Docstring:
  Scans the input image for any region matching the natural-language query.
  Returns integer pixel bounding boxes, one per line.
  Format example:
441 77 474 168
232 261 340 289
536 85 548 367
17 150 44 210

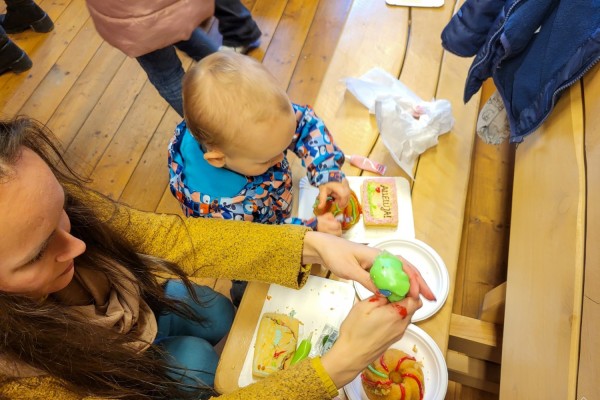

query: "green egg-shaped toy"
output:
370 250 410 302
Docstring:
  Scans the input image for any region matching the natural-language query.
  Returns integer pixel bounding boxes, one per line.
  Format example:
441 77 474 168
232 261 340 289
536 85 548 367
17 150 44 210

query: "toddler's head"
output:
183 51 296 176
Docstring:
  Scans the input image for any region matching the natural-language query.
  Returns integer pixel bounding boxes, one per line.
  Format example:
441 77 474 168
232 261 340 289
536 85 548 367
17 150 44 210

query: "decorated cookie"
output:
361 178 398 227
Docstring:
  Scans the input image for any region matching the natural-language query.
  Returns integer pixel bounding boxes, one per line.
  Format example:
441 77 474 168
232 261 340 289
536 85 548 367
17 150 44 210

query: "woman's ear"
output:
204 149 226 168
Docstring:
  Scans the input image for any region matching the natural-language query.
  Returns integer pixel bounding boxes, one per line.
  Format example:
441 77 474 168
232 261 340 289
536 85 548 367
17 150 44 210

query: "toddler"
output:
168 51 350 235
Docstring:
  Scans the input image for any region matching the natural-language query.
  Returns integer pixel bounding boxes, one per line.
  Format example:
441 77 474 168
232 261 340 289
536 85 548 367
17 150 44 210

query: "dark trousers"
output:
136 28 217 116
135 0 262 116
215 0 261 47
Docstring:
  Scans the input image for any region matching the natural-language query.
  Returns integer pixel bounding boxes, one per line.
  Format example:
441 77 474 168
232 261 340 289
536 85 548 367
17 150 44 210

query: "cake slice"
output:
252 313 299 378
361 178 399 227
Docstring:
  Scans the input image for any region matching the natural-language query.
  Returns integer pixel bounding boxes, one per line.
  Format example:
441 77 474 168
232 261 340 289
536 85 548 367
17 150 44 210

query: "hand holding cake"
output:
320 295 423 389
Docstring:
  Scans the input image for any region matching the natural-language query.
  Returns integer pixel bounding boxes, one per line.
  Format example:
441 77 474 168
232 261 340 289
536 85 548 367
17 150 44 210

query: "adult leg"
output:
136 46 186 116
156 280 235 345
155 280 235 388
215 0 261 49
0 25 31 75
0 0 53 34
158 336 219 387
174 27 218 62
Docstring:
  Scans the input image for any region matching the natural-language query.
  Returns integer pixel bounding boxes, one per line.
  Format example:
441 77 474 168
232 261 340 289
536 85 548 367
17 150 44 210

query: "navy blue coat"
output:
442 0 600 142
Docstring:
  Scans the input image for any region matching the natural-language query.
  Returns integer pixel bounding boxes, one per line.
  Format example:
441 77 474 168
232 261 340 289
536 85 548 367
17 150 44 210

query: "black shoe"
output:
0 36 32 75
0 3 54 34
230 280 248 308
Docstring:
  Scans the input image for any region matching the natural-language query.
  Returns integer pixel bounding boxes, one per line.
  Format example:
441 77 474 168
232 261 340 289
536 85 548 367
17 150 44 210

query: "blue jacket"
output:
442 0 600 142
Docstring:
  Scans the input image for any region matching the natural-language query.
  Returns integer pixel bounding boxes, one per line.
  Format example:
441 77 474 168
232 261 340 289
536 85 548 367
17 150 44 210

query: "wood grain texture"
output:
262 0 320 88
119 107 184 211
63 57 147 176
500 84 585 400
411 52 480 351
312 0 409 176
0 0 86 114
18 18 102 123
366 1 455 181
578 63 600 400
44 42 126 147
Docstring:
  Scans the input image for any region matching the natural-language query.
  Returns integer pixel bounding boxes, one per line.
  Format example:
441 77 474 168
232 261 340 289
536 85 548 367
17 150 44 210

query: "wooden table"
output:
215 0 480 396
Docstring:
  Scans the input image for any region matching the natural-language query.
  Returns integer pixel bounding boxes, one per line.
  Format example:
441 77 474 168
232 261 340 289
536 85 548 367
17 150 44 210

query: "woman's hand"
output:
315 213 342 236
320 295 423 388
302 231 436 301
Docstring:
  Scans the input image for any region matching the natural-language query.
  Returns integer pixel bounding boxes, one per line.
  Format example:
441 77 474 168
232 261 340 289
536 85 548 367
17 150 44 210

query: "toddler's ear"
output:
204 150 226 168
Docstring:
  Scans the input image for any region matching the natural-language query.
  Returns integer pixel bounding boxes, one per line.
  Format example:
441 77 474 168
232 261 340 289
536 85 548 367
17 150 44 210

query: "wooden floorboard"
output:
44 42 126 147
17 17 101 122
0 1 504 398
286 0 352 105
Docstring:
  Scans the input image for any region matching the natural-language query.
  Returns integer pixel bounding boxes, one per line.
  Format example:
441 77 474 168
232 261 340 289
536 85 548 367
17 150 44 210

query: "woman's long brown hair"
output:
0 117 216 399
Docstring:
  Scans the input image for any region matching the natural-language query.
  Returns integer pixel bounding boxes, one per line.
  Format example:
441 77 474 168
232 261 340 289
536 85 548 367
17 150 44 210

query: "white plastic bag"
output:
345 67 454 177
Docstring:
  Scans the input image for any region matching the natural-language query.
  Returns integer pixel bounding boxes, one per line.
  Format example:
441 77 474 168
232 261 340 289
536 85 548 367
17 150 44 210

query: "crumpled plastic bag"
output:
344 67 454 177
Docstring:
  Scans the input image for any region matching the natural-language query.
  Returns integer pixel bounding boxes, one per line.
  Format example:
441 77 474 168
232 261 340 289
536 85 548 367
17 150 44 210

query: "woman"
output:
0 117 434 399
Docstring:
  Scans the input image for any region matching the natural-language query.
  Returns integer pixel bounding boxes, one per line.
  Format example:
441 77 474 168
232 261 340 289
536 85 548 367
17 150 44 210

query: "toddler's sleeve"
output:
284 216 318 230
288 104 345 186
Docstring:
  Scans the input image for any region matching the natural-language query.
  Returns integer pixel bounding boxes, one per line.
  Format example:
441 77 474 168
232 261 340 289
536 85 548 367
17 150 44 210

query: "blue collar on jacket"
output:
170 126 247 198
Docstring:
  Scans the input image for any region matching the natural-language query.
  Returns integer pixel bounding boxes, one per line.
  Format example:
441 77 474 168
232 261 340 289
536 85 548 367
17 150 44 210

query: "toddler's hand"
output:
316 179 351 212
316 213 342 236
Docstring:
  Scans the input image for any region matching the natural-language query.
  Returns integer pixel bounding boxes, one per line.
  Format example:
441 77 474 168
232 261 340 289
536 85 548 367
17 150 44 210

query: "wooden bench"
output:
290 1 487 398
445 64 600 399
309 0 480 354
495 63 598 399
578 62 600 400
215 0 488 395
294 1 493 398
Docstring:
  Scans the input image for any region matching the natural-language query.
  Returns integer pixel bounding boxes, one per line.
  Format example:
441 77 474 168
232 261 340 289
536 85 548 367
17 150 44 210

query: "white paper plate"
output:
344 324 448 400
297 176 415 243
354 238 449 322
386 0 444 8
238 276 355 388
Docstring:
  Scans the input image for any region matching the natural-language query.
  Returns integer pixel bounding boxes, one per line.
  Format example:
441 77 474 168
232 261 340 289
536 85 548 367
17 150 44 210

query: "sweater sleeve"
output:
210 358 339 400
0 358 340 400
78 187 312 289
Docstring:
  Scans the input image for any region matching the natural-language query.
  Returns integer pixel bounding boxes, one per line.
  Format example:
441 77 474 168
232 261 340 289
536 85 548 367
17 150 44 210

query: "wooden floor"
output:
0 0 513 398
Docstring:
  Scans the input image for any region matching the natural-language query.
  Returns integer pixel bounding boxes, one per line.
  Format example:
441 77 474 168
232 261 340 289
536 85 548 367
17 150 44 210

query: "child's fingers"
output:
329 186 350 208
317 188 330 211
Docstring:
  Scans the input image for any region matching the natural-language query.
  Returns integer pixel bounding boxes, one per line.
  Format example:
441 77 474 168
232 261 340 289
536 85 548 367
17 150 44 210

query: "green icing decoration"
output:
367 364 389 379
370 250 410 302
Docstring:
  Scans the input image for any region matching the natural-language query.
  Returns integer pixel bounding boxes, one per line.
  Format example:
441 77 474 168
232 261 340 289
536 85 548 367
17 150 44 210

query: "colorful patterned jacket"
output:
168 104 345 228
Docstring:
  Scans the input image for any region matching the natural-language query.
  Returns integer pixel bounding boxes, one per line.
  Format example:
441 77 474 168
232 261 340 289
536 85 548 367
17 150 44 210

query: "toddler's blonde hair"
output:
183 51 291 150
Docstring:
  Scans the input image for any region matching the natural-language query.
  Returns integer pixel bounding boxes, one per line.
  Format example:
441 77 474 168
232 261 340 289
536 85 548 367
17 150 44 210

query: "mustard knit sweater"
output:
0 190 340 400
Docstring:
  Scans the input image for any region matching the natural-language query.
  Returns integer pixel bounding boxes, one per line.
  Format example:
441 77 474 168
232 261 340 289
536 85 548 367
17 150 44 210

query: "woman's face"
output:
0 148 86 298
